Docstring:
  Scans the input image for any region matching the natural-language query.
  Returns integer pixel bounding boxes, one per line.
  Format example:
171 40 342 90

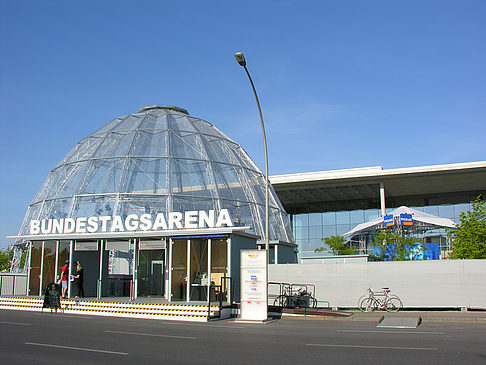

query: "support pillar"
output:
380 182 386 217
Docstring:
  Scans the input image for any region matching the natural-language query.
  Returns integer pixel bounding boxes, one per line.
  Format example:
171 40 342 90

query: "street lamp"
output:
234 52 270 254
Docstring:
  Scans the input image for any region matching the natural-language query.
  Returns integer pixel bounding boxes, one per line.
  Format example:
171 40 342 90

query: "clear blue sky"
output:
1 0 485 249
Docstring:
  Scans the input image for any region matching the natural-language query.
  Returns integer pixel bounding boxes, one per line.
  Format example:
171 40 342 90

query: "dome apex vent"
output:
138 105 189 114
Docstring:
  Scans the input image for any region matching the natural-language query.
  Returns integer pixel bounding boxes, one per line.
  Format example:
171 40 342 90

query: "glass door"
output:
151 260 164 296
211 238 228 302
189 239 208 301
138 250 165 297
171 239 188 301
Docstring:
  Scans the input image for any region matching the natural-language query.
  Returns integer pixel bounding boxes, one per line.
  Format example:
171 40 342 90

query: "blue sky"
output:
0 0 485 249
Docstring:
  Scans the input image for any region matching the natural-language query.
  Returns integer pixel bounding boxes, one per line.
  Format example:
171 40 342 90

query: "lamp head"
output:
235 52 246 67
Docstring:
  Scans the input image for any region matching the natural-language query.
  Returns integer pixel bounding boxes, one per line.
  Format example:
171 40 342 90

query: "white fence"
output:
0 273 28 296
269 259 486 309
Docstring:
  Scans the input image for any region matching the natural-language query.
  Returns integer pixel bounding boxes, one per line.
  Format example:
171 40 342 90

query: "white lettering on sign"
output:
28 209 234 235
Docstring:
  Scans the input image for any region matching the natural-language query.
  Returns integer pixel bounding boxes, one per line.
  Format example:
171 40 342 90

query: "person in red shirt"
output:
60 260 69 298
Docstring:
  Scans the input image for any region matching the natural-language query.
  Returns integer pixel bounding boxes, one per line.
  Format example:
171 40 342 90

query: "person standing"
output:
60 260 69 298
73 261 84 298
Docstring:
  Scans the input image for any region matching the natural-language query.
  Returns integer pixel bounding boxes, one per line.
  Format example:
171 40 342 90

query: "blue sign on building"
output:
400 213 413 226
384 214 394 227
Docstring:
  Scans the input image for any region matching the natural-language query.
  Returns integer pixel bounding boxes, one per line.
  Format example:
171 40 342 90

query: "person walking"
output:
73 261 84 298
60 260 69 298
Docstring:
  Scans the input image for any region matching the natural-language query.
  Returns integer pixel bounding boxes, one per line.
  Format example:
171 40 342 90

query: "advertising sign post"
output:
239 250 268 322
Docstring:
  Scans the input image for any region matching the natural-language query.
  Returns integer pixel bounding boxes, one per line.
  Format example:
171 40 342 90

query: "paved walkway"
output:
284 309 486 323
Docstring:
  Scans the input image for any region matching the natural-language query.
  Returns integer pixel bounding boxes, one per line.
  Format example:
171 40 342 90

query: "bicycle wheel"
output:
298 293 317 308
357 294 368 308
273 295 288 308
385 297 403 312
359 297 375 312
308 296 317 308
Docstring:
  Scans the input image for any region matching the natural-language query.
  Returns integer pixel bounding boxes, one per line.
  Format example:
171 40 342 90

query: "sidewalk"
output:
283 309 486 323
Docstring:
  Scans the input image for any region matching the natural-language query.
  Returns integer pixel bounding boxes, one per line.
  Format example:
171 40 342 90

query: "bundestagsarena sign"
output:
29 209 234 235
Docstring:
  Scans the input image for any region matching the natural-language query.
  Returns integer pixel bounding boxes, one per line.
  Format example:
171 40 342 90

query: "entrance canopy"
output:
343 206 456 237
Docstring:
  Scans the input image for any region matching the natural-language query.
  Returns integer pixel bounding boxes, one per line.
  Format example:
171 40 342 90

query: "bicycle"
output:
273 287 317 309
358 287 403 312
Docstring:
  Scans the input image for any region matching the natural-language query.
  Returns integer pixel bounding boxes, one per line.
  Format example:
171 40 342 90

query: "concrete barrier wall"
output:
269 259 486 309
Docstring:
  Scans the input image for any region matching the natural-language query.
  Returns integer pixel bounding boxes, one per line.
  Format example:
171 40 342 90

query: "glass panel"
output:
78 158 125 194
453 203 470 221
309 225 323 239
189 239 208 301
29 241 42 296
323 212 336 225
438 205 454 220
323 225 337 238
293 214 308 227
122 158 168 194
171 239 187 301
57 241 70 282
336 224 351 236
137 249 165 297
170 159 212 198
423 205 439 216
336 211 350 224
41 241 57 289
365 209 380 222
294 226 308 240
210 238 228 301
308 213 322 226
350 210 365 224
107 240 133 297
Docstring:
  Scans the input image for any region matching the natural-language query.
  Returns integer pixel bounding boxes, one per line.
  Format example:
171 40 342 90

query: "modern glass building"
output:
290 202 471 258
271 162 486 259
12 105 295 301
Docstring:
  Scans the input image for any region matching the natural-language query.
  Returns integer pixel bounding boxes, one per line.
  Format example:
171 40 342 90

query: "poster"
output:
239 250 268 321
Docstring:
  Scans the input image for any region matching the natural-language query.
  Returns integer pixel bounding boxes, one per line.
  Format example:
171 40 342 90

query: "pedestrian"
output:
60 259 69 298
73 261 84 298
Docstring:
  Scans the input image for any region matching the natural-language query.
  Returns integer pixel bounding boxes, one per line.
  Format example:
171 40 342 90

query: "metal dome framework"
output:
18 106 294 244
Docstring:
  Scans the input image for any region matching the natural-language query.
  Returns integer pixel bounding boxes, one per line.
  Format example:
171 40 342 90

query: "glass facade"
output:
291 202 470 258
18 105 294 245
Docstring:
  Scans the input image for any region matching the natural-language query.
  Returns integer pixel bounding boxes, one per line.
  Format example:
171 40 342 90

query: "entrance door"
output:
151 260 164 296
137 249 165 297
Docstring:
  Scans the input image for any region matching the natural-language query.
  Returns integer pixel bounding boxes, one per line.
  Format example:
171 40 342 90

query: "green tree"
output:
448 196 486 259
370 230 426 261
314 235 356 255
0 247 13 272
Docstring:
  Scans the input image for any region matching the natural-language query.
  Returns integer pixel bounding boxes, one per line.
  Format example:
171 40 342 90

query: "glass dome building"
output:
18 105 293 243
14 105 295 301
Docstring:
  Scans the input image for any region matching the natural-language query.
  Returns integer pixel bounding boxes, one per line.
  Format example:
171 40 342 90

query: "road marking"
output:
0 321 32 326
158 322 245 329
337 329 445 335
306 343 437 351
25 342 127 355
105 330 196 340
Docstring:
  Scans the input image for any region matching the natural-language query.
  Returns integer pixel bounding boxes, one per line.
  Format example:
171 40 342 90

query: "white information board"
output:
239 250 268 321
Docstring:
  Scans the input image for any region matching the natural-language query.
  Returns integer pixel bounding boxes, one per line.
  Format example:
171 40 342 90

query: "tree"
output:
314 235 356 255
370 230 426 261
0 247 13 272
448 196 486 259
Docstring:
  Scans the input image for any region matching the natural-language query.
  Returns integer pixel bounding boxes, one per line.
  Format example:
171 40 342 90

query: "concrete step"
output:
0 296 225 322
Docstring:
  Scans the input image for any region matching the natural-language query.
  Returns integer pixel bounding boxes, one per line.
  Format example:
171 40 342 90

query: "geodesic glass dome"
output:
18 105 294 243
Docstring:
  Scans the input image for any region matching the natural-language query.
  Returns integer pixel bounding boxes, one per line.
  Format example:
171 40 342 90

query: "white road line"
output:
158 322 244 329
337 329 445 335
0 321 32 326
25 342 128 355
306 344 437 351
104 330 196 340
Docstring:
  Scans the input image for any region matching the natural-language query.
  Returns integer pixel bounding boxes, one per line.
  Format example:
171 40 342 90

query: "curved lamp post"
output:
234 52 270 254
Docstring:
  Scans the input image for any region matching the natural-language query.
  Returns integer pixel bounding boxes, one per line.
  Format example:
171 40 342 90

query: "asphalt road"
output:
1 310 485 365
